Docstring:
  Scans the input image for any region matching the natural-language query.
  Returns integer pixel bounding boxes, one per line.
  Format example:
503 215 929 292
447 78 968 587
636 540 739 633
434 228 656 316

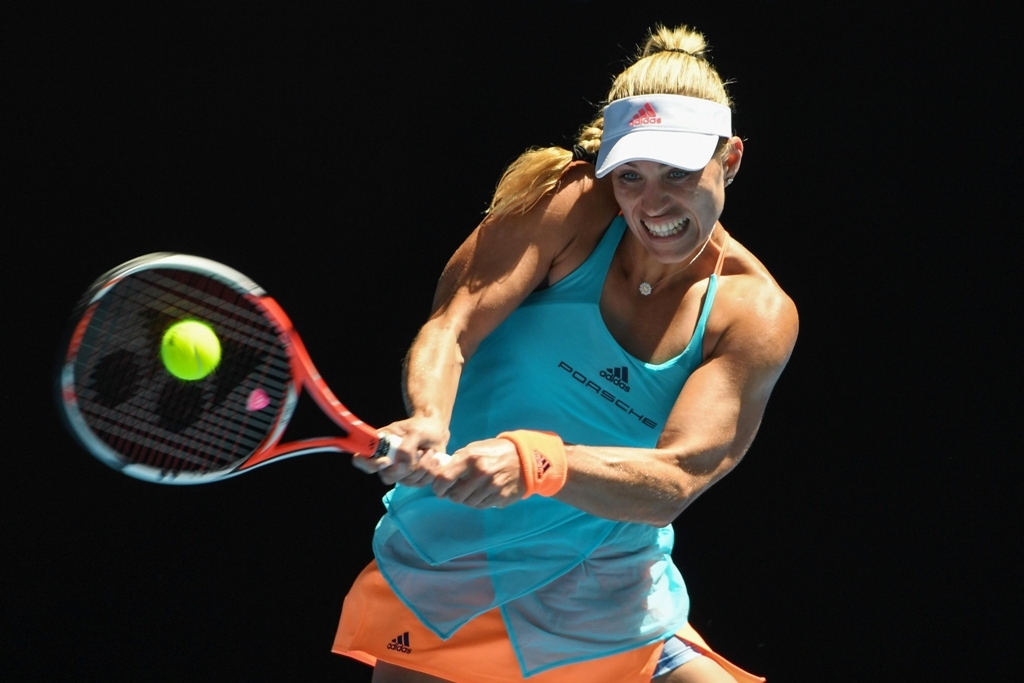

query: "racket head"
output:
57 253 299 484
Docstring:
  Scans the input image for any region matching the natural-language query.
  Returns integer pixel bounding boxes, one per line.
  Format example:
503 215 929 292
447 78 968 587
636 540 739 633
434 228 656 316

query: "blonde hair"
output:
487 24 733 219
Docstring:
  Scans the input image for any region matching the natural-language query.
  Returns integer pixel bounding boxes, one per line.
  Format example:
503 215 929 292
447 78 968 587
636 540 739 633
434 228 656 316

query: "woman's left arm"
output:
556 278 799 525
432 275 798 524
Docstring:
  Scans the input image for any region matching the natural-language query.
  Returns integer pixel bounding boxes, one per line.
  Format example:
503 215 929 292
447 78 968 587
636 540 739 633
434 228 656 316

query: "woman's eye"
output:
618 171 640 182
667 170 690 180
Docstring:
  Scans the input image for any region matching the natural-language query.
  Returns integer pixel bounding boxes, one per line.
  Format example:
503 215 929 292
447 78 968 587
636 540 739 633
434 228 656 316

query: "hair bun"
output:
640 24 709 60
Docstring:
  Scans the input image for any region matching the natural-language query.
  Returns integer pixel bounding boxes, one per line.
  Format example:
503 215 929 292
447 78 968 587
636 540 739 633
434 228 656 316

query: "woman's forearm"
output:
401 319 466 427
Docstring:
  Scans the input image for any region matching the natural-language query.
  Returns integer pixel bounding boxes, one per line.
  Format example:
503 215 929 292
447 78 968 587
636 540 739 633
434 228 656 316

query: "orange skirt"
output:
333 561 764 682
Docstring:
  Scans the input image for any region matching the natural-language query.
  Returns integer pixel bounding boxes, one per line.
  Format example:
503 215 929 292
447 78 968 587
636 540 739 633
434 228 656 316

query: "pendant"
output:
639 281 653 296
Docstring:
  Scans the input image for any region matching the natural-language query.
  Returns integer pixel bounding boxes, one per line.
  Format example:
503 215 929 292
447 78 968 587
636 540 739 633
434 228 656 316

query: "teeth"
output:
643 217 688 237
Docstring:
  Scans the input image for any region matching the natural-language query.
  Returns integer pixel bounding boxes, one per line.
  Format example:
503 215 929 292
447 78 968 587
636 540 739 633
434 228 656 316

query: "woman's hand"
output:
350 415 450 487
431 437 526 509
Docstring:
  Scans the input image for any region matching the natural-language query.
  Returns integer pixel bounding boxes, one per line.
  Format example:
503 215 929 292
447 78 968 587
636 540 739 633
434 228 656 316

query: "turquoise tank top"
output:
373 216 720 676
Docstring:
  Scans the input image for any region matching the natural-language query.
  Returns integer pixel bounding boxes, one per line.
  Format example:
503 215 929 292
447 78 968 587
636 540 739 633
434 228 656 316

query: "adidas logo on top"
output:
600 366 631 392
628 102 661 127
387 631 412 653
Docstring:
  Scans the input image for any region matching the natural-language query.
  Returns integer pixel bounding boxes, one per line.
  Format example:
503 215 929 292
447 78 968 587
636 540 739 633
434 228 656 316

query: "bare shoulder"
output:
551 161 619 221
432 161 617 313
543 162 620 283
707 236 799 372
462 162 616 252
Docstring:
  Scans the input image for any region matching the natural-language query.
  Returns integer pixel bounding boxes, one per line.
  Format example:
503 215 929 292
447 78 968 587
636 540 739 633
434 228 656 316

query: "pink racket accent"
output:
246 388 270 411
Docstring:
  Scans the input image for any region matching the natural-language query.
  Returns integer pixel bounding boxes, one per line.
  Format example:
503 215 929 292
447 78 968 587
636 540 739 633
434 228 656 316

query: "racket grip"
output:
376 434 451 465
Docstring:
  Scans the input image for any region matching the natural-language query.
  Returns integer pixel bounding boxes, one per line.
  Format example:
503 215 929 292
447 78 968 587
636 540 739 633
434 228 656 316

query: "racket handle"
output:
376 434 452 465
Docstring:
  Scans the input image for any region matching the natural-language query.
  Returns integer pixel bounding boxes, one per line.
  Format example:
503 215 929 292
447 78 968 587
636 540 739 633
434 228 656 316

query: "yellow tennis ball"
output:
160 320 222 381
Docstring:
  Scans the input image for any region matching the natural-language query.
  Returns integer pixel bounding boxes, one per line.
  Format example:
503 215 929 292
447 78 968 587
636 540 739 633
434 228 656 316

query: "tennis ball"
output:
160 320 222 381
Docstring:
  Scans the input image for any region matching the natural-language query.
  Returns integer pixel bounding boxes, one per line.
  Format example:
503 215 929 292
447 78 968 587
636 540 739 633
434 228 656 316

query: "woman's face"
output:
610 138 741 264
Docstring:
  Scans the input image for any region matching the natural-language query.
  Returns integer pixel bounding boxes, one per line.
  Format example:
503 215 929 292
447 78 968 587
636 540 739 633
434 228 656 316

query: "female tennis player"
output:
336 24 798 683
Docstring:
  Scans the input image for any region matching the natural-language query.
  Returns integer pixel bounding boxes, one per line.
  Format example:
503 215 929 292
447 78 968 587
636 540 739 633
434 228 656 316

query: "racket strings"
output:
70 267 293 478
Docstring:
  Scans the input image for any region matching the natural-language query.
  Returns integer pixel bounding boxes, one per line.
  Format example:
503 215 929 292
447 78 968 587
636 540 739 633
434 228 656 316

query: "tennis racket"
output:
57 252 440 484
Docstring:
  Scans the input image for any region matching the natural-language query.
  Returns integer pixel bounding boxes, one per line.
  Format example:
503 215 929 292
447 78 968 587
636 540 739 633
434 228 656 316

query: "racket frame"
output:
59 253 397 484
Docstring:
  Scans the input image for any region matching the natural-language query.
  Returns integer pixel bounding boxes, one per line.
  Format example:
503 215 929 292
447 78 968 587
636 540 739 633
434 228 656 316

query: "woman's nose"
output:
640 182 670 214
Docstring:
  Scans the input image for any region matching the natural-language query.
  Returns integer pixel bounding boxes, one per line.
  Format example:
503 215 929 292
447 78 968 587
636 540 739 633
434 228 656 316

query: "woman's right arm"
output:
352 164 618 484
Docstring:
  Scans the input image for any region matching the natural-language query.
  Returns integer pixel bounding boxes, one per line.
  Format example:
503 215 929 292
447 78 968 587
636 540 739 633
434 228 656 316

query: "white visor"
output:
595 94 732 178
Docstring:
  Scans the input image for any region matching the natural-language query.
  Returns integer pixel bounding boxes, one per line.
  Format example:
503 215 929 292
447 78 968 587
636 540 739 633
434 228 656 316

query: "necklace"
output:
638 226 717 296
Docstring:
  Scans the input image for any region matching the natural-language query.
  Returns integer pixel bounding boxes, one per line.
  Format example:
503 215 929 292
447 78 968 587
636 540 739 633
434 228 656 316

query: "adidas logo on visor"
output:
629 103 661 127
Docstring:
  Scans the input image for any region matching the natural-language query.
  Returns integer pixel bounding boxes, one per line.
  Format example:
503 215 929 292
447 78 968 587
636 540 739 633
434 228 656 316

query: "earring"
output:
726 178 734 186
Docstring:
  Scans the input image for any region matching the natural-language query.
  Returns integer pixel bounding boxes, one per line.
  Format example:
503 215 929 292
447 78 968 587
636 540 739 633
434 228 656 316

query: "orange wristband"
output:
498 430 567 498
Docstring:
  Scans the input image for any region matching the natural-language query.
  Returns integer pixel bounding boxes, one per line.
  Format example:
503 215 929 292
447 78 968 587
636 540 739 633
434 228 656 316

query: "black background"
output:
5 2 1020 681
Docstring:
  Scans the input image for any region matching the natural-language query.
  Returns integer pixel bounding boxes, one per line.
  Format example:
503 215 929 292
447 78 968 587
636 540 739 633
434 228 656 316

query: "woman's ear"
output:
723 136 744 182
